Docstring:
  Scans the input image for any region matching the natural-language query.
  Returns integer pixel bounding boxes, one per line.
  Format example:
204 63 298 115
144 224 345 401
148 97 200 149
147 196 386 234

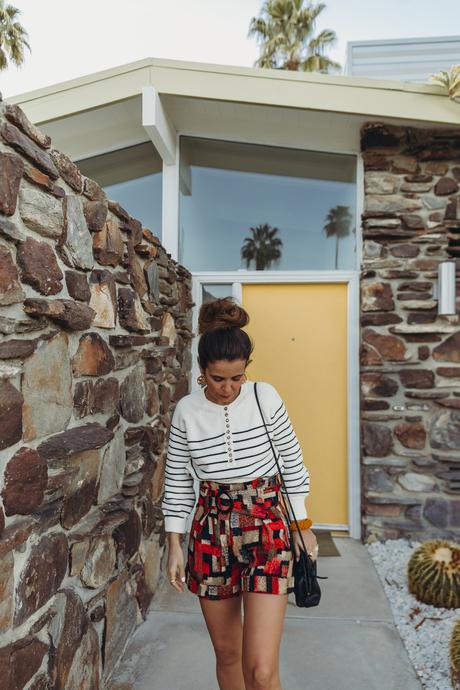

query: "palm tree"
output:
0 0 30 72
323 205 353 269
248 0 341 73
241 223 283 270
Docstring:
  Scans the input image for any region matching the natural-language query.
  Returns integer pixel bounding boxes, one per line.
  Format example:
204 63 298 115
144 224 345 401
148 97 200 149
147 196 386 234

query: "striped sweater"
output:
161 379 310 533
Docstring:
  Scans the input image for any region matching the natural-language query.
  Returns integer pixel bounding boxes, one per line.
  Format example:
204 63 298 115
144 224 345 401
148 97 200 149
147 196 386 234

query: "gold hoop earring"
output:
197 374 206 387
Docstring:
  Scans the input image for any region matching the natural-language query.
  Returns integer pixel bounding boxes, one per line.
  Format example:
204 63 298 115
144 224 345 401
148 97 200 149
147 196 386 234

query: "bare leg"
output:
242 592 288 690
199 594 246 690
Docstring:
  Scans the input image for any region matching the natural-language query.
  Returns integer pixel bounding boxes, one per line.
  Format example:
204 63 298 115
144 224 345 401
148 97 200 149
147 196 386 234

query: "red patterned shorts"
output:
185 473 294 600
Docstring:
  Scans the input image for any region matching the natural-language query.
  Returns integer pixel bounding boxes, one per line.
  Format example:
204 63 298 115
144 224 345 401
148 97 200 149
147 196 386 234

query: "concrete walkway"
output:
109 536 421 690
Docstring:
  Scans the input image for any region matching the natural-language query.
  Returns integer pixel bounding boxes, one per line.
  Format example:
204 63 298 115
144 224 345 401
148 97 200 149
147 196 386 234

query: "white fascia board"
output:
142 86 176 165
8 55 460 128
147 63 460 126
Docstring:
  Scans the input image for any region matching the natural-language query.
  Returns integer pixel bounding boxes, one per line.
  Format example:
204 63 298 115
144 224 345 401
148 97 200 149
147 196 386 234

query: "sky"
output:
1 0 460 99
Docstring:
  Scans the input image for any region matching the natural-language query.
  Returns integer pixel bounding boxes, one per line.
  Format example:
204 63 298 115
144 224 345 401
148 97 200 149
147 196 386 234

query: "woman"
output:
161 297 318 690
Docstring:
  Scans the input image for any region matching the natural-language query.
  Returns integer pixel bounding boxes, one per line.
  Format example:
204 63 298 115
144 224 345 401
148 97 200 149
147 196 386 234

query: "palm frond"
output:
308 29 337 53
430 64 460 99
301 51 341 73
0 1 30 70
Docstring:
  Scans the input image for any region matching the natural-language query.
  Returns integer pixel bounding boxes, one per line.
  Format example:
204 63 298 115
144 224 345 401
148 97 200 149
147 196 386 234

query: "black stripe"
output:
229 438 272 454
165 468 190 484
162 488 195 495
171 424 186 434
188 431 225 443
166 463 191 471
192 448 228 460
269 406 288 426
271 401 284 419
169 434 189 446
272 419 291 437
280 482 308 493
284 471 308 484
232 423 266 435
232 429 268 444
197 455 278 477
282 451 303 464
275 436 298 451
187 439 226 453
276 427 295 443
167 444 190 453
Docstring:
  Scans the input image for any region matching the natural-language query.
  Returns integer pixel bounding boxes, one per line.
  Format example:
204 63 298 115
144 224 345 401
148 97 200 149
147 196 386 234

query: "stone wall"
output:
0 96 193 689
360 122 460 542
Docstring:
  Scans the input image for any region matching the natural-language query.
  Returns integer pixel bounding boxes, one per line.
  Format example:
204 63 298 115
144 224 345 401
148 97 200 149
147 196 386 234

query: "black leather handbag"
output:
254 382 328 607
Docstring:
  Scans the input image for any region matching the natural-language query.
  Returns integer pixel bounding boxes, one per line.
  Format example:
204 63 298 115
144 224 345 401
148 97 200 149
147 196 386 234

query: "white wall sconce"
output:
435 260 457 315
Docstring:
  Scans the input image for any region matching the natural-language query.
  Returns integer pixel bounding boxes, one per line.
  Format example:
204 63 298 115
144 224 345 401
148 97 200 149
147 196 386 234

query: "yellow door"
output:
242 283 348 529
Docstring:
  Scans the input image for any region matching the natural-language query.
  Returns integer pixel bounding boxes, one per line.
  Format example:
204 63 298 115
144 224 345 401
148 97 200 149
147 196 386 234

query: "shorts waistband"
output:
197 474 283 517
199 473 280 495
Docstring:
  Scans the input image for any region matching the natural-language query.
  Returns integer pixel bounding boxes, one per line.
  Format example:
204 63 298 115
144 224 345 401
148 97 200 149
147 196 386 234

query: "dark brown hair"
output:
197 297 254 371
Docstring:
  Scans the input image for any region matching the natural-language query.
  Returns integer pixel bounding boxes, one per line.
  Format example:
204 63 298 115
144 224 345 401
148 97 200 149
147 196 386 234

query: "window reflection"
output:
242 223 283 271
323 205 354 270
179 137 356 271
75 142 162 238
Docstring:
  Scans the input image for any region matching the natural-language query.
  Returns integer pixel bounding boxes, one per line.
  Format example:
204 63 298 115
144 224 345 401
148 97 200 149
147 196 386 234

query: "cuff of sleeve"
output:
164 516 188 534
287 495 308 522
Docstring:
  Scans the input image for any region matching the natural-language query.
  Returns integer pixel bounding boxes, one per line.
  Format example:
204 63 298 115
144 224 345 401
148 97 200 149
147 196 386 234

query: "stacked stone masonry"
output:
0 96 193 689
361 122 460 543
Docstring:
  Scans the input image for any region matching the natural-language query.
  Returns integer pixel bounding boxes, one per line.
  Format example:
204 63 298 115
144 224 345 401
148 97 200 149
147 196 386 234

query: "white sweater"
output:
161 380 311 533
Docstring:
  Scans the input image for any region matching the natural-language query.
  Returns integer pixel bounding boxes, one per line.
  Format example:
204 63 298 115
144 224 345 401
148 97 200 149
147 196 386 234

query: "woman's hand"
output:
167 538 186 593
292 528 318 562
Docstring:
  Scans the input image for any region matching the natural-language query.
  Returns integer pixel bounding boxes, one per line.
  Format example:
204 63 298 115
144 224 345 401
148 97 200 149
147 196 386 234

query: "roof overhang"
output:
8 56 460 160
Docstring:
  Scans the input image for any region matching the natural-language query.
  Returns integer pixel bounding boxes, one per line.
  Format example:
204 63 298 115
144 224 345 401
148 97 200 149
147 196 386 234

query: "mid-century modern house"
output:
8 53 460 544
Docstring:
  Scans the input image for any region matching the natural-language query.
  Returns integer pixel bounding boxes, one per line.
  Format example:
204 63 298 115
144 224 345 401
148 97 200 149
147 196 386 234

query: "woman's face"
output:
201 359 247 404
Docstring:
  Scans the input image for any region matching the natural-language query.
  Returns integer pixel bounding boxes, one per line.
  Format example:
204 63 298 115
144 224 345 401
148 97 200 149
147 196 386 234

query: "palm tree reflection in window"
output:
323 205 353 269
241 223 283 270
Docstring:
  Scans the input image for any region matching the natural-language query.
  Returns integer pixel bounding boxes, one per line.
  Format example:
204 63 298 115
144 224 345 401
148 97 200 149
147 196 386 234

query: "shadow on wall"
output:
0 94 194 688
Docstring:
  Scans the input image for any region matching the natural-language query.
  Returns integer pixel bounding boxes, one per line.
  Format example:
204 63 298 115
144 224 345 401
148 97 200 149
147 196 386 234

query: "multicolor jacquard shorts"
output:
185 473 294 600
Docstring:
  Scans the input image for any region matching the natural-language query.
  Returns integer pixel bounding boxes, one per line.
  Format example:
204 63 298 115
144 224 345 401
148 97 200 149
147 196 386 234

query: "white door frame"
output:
191 271 361 540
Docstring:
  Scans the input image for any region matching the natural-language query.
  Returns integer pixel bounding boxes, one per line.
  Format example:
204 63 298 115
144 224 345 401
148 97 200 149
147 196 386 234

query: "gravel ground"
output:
366 538 459 690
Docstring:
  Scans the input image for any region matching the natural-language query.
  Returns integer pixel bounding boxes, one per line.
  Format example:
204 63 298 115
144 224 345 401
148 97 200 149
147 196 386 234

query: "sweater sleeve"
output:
264 383 310 522
161 400 196 534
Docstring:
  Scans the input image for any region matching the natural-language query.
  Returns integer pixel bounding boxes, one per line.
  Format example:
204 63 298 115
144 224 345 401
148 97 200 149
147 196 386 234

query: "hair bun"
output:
198 297 249 335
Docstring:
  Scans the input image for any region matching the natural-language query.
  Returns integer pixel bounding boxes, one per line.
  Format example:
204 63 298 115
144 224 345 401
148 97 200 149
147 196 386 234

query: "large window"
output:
179 137 357 271
76 142 162 238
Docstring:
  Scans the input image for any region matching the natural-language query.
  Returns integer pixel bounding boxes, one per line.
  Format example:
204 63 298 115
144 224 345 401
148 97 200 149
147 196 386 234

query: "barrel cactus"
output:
407 539 460 609
450 618 460 689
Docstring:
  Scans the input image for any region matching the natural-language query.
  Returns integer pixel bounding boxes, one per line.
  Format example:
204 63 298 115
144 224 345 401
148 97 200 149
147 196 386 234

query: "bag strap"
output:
254 382 310 556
